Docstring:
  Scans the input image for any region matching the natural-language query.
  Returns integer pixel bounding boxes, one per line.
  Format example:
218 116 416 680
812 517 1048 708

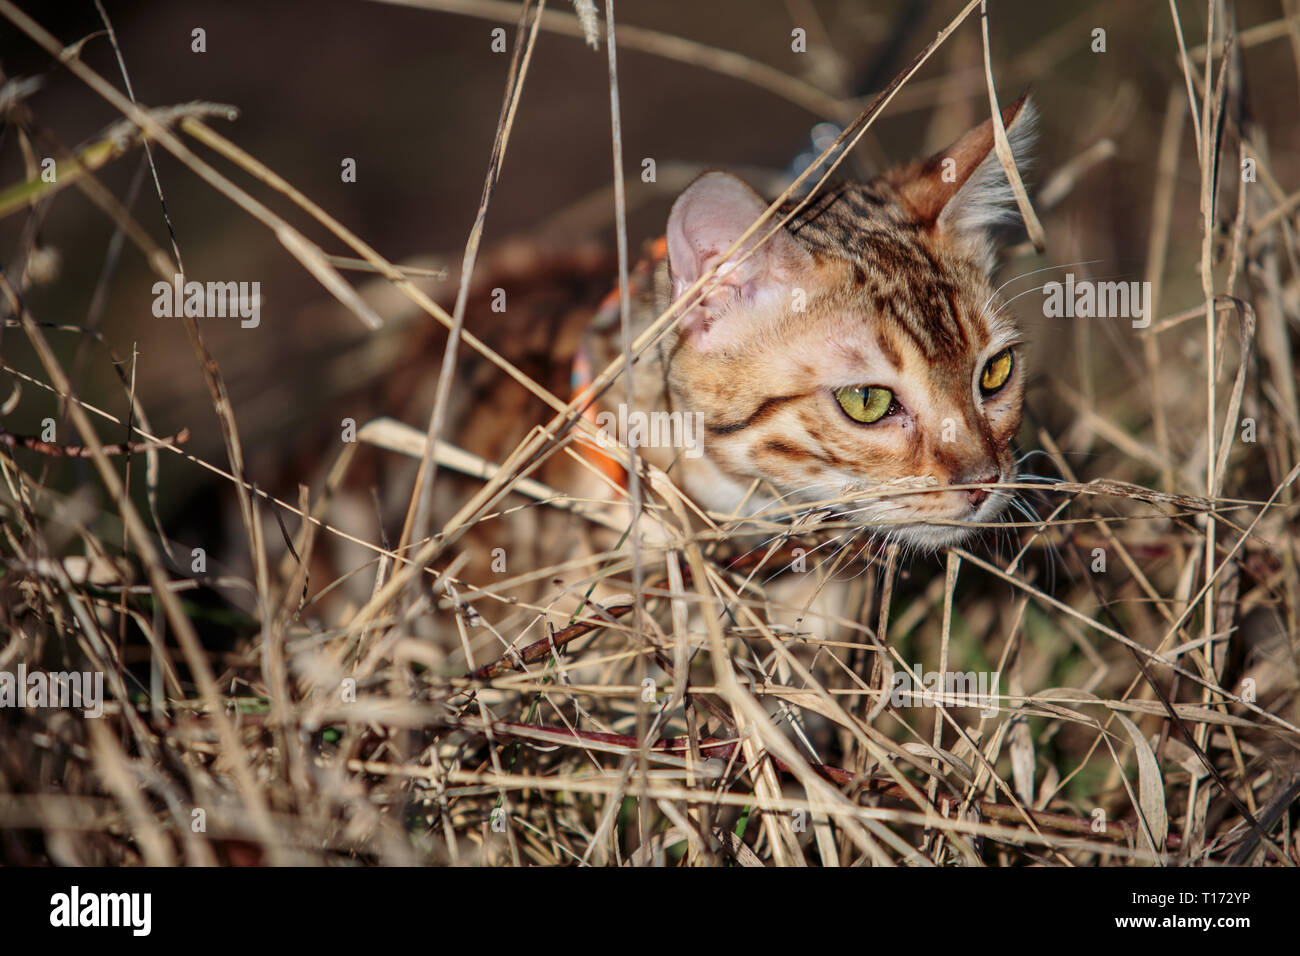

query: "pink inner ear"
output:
666 173 767 286
666 172 810 350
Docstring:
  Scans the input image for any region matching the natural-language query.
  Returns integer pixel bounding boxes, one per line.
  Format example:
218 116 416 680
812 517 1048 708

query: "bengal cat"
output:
310 99 1035 629
577 97 1034 555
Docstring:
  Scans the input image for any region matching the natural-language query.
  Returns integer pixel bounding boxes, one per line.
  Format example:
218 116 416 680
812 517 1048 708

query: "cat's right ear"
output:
666 172 811 351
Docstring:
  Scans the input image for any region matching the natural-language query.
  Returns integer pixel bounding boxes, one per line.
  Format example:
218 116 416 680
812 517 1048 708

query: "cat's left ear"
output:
891 94 1036 244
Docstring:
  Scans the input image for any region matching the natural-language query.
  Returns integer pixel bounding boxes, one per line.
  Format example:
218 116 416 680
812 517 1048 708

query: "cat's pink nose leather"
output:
966 475 999 508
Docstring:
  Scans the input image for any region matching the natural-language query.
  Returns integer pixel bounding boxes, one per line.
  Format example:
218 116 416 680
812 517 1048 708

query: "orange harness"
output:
569 237 669 492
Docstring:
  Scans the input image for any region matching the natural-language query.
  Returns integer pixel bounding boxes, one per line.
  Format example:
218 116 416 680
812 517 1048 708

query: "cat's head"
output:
664 98 1034 548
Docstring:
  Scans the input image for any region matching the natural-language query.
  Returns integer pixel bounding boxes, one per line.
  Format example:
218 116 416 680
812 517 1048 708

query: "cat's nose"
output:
965 474 999 508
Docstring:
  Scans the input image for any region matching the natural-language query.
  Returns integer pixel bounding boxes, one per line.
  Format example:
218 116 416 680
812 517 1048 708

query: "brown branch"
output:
467 603 635 680
0 425 189 457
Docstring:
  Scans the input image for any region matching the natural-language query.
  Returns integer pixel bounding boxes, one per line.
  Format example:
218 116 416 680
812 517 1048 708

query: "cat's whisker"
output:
1005 493 1062 595
811 532 858 584
1019 495 1063 595
746 480 835 515
816 524 866 578
983 281 1064 324
980 257 1104 315
1014 450 1064 474
985 267 1140 330
758 531 849 587
729 528 798 565
838 532 884 582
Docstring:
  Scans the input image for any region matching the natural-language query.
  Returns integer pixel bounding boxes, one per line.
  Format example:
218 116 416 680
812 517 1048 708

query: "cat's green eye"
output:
980 349 1013 395
835 385 894 424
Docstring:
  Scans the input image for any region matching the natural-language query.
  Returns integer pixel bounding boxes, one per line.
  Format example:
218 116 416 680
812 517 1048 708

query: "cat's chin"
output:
883 522 982 552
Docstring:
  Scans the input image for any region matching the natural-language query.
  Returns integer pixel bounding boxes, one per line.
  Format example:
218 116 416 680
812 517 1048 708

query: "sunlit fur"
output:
585 100 1034 551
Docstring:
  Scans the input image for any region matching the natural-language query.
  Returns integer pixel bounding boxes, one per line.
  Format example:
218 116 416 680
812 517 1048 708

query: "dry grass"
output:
1 0 1298 866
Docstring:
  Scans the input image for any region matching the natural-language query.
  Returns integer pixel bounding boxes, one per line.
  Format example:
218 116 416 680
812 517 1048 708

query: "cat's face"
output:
664 100 1033 548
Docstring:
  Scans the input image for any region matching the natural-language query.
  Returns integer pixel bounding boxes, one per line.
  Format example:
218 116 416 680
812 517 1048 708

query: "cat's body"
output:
580 98 1033 551
300 100 1034 630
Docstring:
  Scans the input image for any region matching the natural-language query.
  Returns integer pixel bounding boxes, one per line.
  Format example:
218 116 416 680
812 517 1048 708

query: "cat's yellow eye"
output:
835 385 894 424
980 349 1013 395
